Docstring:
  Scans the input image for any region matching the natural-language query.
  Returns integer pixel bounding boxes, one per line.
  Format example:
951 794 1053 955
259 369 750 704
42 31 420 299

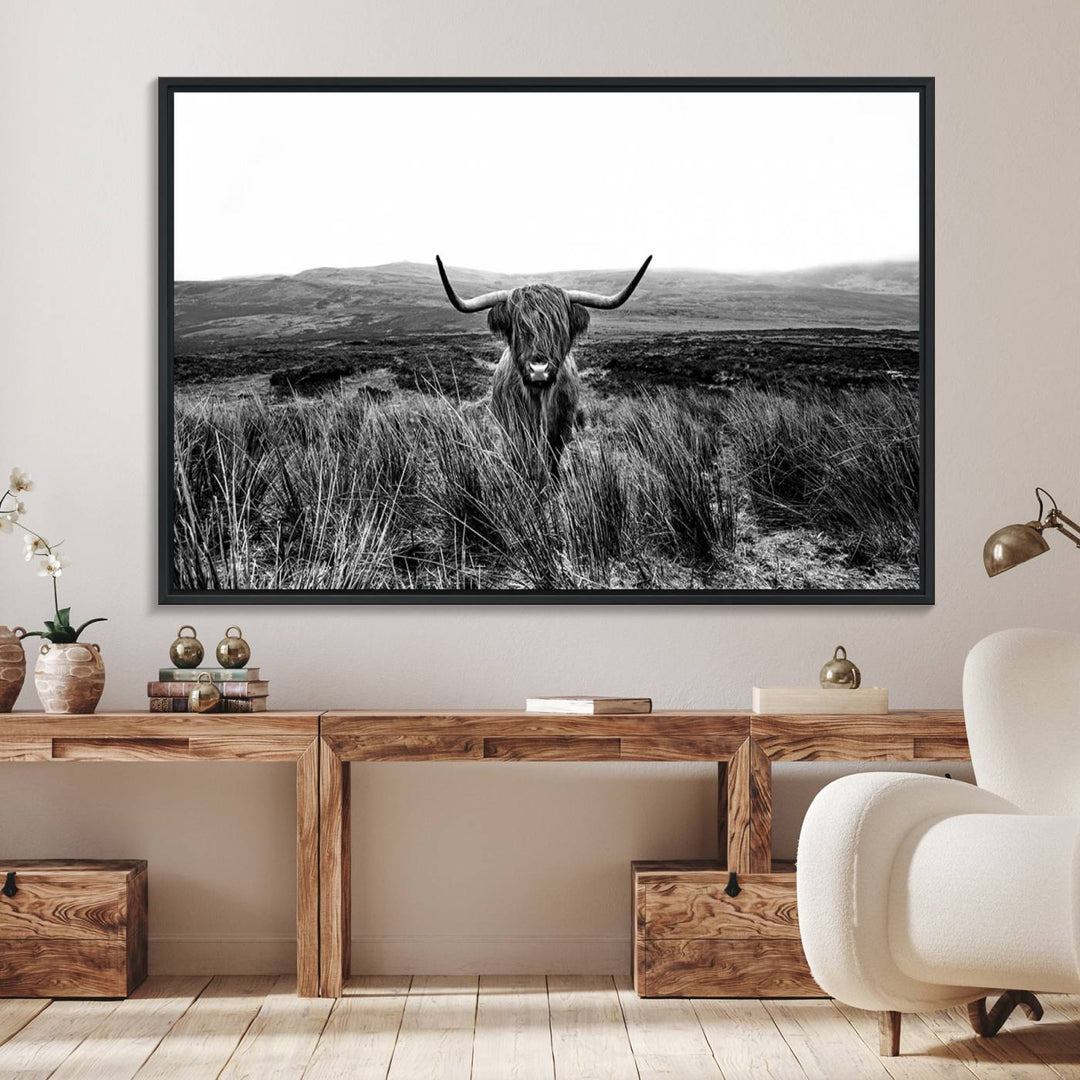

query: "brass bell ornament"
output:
188 672 221 713
169 625 204 669
216 626 251 669
820 645 861 689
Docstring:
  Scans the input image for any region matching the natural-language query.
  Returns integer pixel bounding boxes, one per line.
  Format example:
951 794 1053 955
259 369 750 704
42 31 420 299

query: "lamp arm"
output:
1047 509 1080 548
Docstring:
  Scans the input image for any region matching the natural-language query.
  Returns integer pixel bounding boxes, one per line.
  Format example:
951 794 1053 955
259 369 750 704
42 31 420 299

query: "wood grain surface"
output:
303 976 411 1080
296 739 320 998
643 939 820 998
472 975 554 1080
47 975 210 1080
130 974 278 1080
644 875 801 940
319 740 351 998
0 940 130 998
752 709 967 761
8 976 1078 1077
0 712 320 739
0 860 147 998
725 738 772 874
0 870 129 940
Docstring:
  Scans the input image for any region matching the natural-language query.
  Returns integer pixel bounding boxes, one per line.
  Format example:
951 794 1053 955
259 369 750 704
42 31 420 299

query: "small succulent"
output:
1 468 107 644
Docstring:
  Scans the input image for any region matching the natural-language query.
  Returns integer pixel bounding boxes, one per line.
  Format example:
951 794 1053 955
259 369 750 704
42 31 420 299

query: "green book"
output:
158 667 261 682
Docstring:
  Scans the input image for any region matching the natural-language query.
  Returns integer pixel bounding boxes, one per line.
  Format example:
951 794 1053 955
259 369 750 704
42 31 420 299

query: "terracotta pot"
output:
34 642 106 715
0 626 27 713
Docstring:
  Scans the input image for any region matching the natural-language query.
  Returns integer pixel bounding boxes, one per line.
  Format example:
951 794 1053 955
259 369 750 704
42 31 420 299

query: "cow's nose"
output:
528 361 550 380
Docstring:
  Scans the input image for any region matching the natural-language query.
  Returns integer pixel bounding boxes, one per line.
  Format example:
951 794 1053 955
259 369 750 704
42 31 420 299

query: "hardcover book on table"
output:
147 696 269 713
158 668 261 681
525 696 652 715
147 680 269 699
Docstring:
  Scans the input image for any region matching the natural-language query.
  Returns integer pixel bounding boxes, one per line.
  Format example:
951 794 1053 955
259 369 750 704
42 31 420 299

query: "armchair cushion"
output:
890 811 1080 993
797 772 1018 1012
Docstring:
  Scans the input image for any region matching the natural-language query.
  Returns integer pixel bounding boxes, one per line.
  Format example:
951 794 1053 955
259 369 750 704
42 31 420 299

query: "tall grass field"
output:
172 376 920 594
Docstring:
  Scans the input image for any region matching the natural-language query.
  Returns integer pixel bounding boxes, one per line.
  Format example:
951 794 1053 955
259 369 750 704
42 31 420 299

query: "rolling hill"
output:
173 260 919 346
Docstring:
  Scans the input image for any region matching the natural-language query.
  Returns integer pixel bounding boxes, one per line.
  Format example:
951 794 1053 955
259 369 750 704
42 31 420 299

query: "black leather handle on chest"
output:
2 871 16 898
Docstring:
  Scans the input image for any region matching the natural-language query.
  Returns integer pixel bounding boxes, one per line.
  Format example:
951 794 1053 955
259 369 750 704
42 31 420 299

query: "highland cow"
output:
436 255 652 475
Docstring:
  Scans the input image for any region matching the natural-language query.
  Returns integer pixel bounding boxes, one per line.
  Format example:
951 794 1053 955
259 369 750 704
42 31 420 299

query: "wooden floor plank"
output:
547 975 638 1080
833 1002 979 1079
218 974 335 1080
471 975 554 1080
2 977 1073 1080
303 976 411 1080
614 974 721 1078
919 1004 1053 1079
133 974 276 1080
385 976 478 1080
1009 996 1080 1080
0 1000 50 1048
49 975 211 1080
765 998 892 1080
0 998 120 1080
693 997 806 1080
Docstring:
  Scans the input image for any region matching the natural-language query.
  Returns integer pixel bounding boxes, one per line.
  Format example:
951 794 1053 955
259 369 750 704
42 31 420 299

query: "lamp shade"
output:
983 522 1050 577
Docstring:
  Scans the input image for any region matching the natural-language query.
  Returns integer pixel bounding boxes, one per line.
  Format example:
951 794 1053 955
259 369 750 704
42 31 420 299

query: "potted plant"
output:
1 468 108 714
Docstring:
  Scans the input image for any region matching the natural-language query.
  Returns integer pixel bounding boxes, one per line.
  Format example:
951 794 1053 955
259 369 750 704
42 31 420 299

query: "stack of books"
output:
147 668 269 713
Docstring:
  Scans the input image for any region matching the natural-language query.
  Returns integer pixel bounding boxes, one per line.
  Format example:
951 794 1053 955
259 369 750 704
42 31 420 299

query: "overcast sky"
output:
173 90 920 281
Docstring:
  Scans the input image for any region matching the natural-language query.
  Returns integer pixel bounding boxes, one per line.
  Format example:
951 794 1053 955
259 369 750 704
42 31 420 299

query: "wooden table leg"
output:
726 738 772 874
319 738 351 997
296 738 320 997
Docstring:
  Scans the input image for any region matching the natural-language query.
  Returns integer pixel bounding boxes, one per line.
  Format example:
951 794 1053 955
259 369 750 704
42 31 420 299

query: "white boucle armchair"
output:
797 628 1080 1056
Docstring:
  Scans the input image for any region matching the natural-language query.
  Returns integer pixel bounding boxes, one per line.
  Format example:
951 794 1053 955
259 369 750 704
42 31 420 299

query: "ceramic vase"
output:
34 642 106 714
0 626 27 713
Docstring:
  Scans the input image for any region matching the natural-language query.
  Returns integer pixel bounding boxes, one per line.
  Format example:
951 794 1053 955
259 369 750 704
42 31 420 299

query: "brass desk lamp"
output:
984 488 1080 577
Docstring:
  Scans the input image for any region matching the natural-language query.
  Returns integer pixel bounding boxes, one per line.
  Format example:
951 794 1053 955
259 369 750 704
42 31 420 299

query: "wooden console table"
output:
0 712 322 997
2 708 970 999
318 708 969 998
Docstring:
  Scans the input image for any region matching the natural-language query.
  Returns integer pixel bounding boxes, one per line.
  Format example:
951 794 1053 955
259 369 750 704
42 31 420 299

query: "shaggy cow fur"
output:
486 284 590 476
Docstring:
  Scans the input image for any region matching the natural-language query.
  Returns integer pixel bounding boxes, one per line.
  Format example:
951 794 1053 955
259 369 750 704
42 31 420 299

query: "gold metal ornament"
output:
820 645 861 689
169 625 204 668
215 626 251 669
187 672 221 713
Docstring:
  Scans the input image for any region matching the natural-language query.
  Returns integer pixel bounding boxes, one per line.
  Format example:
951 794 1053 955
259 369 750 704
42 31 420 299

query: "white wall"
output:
2 0 1078 974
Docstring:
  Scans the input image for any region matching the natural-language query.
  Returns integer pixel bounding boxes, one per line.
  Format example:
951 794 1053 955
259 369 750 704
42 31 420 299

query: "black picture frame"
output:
159 76 934 606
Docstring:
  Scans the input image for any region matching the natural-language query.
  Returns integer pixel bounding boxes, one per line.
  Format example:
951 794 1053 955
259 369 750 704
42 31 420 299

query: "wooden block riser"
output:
633 861 822 999
0 861 147 998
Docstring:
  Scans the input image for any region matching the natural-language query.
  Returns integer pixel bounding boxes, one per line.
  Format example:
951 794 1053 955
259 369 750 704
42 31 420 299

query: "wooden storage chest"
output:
632 859 822 998
0 859 148 997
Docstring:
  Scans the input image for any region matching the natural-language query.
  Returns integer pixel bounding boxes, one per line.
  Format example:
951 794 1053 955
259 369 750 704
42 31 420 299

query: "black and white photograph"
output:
160 79 932 604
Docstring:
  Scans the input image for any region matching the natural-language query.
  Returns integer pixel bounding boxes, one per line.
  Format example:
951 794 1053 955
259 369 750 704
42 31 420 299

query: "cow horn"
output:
436 256 510 313
566 256 653 310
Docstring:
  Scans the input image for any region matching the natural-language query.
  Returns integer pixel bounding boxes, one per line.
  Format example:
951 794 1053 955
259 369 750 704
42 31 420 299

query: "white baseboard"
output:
149 935 630 975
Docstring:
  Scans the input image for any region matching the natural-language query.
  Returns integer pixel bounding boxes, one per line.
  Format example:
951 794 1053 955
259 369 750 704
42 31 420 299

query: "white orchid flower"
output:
0 514 13 535
38 552 69 577
8 468 34 494
23 534 49 560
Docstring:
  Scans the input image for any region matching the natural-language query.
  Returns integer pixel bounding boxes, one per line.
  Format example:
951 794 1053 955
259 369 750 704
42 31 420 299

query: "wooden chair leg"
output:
968 991 1044 1038
879 1010 902 1056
